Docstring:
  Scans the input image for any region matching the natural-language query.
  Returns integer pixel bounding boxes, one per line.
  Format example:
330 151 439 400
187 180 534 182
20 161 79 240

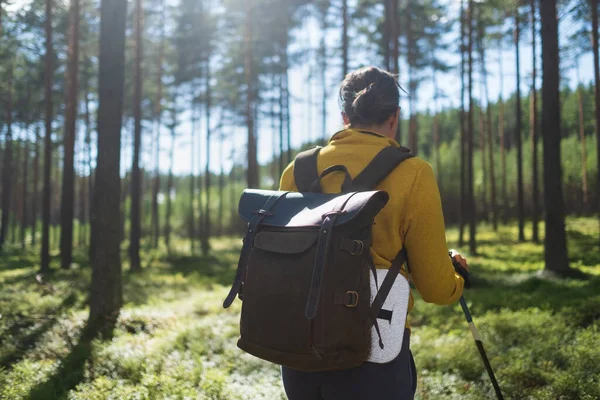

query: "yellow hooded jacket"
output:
279 129 465 328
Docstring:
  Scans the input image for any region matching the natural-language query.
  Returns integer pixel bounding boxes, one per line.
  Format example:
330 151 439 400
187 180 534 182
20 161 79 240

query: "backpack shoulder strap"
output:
352 146 414 191
293 146 322 192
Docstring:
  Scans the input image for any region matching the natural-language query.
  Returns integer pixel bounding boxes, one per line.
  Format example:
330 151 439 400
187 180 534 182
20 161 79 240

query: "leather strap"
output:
370 248 407 318
309 164 354 193
223 192 289 308
305 193 358 319
367 248 407 348
294 147 321 192
352 147 414 191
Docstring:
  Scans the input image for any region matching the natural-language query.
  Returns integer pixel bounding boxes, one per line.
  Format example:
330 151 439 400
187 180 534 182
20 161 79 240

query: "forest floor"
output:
0 218 599 400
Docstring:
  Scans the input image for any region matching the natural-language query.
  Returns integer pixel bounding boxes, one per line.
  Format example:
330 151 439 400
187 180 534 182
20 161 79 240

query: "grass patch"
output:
0 219 598 399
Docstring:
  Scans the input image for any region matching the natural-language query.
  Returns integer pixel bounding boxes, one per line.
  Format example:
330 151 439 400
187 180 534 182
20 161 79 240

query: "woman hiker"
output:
278 66 470 400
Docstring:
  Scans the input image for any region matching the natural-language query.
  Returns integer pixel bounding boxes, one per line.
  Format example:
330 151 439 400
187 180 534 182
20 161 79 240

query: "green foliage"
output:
0 220 599 399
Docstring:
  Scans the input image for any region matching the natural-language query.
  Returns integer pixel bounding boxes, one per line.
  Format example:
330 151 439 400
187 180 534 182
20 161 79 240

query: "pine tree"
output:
60 0 80 269
129 0 144 272
540 0 570 275
41 0 54 274
89 0 128 335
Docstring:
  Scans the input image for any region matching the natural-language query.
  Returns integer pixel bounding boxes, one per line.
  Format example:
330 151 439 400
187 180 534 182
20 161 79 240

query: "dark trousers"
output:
281 330 416 400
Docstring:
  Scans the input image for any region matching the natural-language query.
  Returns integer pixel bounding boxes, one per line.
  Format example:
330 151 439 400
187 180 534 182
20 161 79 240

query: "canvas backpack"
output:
223 144 414 372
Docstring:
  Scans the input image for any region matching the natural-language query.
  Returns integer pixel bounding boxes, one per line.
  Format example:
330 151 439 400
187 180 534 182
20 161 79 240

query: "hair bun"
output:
351 82 382 123
339 66 399 126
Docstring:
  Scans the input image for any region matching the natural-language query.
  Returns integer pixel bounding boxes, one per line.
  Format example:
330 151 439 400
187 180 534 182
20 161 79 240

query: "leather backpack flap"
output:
254 230 319 254
238 189 390 229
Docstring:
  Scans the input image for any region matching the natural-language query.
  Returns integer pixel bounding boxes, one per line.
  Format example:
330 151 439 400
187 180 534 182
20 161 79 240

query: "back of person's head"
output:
339 67 400 128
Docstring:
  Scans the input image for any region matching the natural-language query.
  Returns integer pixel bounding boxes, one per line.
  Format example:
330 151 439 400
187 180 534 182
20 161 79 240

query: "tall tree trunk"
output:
60 0 80 269
52 152 61 250
498 37 507 222
392 0 401 143
284 49 291 164
129 0 143 272
406 5 418 154
540 0 570 275
278 65 285 176
320 18 327 144
202 60 211 256
383 0 391 70
342 0 348 78
515 8 525 241
151 0 165 250
229 154 237 233
11 138 20 245
41 0 54 273
477 10 497 230
576 61 589 211
591 0 600 246
32 125 40 246
245 5 259 188
467 0 476 253
458 0 466 246
189 99 196 255
479 109 488 220
476 12 488 222
530 0 540 242
165 108 175 254
218 133 225 236
89 0 127 335
84 53 93 252
0 63 13 250
22 127 30 248
271 83 278 187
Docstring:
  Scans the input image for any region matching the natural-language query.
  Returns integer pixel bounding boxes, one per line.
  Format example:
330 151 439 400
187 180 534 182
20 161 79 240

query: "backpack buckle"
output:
345 291 359 308
350 240 364 256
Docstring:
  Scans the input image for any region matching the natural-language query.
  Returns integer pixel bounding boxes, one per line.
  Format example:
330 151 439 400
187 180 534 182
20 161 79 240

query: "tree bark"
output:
189 96 196 255
41 0 53 273
60 0 80 269
479 109 488 219
11 137 20 245
0 63 13 250
320 16 327 144
202 59 211 256
515 8 525 241
590 0 600 246
245 4 259 188
540 0 570 275
151 0 165 250
89 0 127 335
477 9 497 230
218 134 225 236
32 125 40 246
578 86 589 210
83 52 93 252
576 60 589 211
531 0 540 242
458 0 466 246
383 0 391 70
129 0 143 272
165 107 175 254
498 37 507 222
467 0 476 253
278 65 285 177
406 4 418 154
22 126 30 248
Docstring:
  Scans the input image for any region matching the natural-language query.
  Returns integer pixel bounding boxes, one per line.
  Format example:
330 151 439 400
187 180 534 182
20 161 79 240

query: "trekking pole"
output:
459 296 504 400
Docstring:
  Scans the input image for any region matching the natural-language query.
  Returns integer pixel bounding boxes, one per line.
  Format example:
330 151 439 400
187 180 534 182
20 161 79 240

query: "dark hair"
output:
339 66 400 127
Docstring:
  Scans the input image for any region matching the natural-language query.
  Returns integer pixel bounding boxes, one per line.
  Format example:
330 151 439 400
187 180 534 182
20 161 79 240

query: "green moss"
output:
0 221 598 399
